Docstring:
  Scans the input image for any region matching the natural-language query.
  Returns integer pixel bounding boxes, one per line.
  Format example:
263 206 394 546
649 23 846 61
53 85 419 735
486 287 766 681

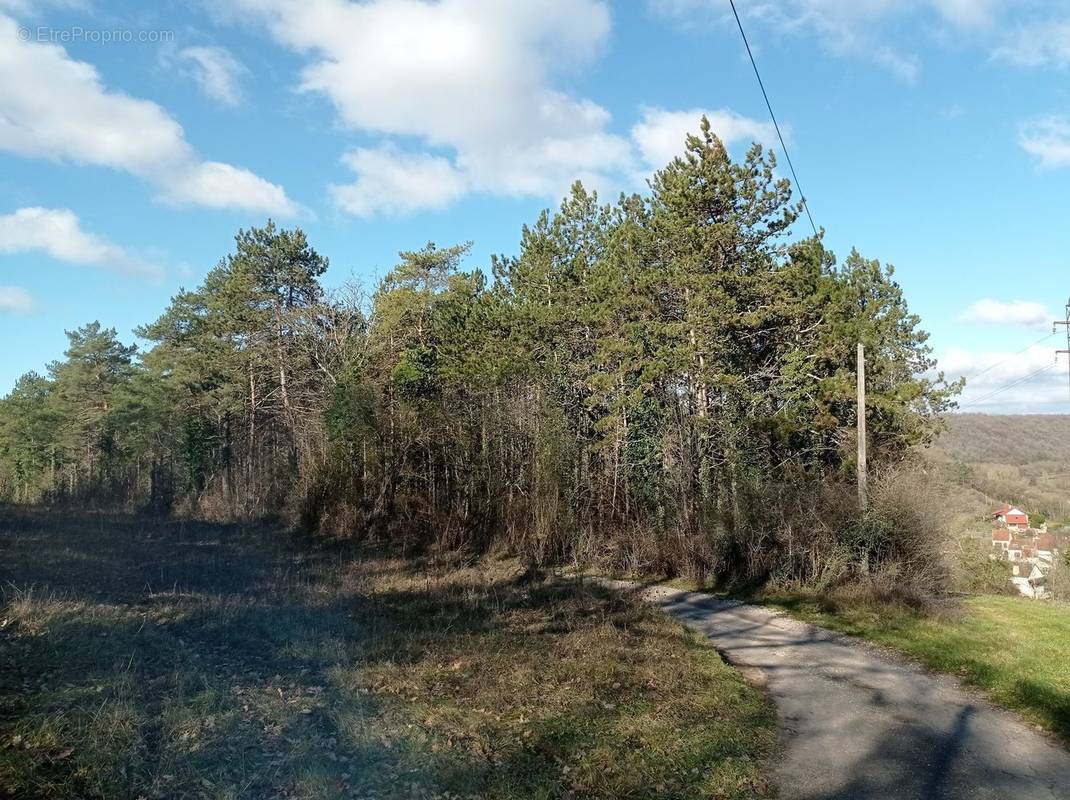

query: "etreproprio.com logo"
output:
16 26 175 44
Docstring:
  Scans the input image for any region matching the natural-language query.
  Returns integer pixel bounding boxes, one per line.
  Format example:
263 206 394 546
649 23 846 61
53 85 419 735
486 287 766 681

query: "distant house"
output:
989 509 1062 598
993 503 1029 531
1012 561 1042 579
1010 561 1048 599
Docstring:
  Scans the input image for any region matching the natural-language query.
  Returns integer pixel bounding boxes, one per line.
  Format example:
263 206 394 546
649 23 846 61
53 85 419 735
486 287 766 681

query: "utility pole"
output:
1056 297 1070 400
857 342 867 510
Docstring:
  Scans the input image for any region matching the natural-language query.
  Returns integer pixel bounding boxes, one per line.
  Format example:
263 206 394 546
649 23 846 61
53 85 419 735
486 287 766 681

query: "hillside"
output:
935 414 1070 466
928 414 1070 525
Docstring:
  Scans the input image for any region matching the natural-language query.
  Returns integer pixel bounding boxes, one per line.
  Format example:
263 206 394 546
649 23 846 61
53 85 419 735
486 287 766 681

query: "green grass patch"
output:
756 589 1070 744
0 509 775 799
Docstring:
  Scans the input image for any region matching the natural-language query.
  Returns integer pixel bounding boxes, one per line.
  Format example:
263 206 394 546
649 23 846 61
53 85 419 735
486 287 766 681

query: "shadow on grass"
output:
0 506 776 800
338 573 775 798
0 507 390 798
1011 678 1070 743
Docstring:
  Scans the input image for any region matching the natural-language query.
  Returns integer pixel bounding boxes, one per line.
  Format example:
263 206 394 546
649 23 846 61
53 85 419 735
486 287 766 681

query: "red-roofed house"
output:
993 504 1029 531
992 528 1011 552
1008 539 1037 561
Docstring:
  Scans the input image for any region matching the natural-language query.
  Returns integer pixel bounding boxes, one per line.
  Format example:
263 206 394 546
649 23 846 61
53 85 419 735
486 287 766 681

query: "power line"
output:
958 362 1058 410
962 331 1056 384
728 0 819 238
961 363 1054 408
958 365 1051 410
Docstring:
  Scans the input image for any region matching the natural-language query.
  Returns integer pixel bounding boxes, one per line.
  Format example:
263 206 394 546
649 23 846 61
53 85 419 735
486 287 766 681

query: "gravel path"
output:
603 581 1070 800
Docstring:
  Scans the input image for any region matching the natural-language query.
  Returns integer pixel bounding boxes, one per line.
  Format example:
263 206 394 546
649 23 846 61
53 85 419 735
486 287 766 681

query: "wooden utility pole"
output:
857 342 867 510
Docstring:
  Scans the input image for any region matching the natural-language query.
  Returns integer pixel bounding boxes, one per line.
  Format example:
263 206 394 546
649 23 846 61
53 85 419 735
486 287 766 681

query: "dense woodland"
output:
932 414 1070 528
0 122 959 581
936 414 1070 466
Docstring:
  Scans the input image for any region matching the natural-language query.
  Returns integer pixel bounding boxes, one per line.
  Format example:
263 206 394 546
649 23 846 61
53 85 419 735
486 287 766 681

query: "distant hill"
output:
929 414 1070 525
934 414 1070 466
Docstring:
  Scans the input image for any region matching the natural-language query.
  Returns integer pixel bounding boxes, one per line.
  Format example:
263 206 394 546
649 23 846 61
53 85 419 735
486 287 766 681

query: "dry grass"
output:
0 508 775 799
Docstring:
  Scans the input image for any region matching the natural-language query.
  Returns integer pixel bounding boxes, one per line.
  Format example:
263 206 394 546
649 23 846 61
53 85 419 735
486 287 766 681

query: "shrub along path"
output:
605 581 1070 800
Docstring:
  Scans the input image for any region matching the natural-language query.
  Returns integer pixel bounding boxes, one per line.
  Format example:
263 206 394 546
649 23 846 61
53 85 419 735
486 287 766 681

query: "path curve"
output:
604 581 1070 799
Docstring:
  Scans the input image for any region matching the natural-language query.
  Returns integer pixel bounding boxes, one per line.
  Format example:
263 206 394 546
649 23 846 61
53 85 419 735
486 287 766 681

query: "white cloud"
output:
1019 116 1070 168
0 14 296 215
166 45 247 107
220 0 633 215
162 161 297 214
930 0 1006 29
993 19 1070 67
0 207 162 277
0 286 34 314
941 345 1067 412
632 107 777 169
330 145 468 217
649 0 1013 79
214 1 787 216
957 299 1052 330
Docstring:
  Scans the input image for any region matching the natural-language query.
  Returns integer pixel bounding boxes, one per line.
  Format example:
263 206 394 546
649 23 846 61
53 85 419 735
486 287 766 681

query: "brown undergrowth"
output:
0 508 775 799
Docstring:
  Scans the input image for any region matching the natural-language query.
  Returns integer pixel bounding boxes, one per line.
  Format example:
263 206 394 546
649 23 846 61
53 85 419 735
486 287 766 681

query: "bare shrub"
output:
572 523 685 579
865 464 950 596
728 474 857 590
289 460 369 540
702 463 952 598
949 537 1017 595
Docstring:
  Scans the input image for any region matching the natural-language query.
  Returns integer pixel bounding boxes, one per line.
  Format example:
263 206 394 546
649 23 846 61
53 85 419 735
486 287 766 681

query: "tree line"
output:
0 121 959 580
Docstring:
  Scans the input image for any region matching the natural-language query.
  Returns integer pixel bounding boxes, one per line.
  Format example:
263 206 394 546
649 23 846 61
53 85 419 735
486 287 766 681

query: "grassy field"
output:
755 590 1070 744
0 508 775 800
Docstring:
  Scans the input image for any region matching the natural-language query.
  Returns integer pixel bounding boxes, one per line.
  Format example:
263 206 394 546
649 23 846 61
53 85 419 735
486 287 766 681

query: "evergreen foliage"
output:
0 122 959 579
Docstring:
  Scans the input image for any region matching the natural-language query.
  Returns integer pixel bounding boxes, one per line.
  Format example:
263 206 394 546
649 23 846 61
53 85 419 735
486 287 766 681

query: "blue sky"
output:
1 0 1069 413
